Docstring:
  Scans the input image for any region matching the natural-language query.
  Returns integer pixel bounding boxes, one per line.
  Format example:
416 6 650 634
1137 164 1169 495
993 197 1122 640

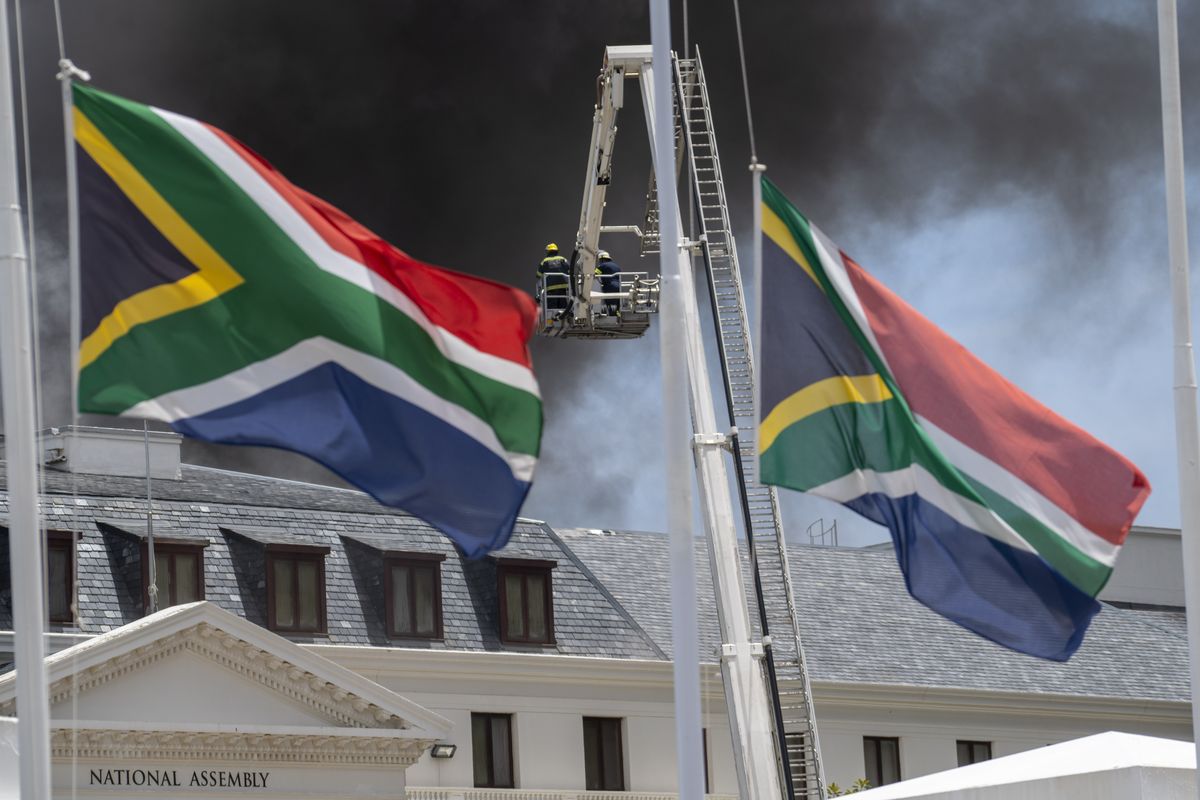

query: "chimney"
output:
1 425 182 480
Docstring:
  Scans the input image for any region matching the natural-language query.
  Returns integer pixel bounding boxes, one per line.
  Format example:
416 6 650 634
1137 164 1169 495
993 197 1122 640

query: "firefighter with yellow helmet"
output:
537 243 571 312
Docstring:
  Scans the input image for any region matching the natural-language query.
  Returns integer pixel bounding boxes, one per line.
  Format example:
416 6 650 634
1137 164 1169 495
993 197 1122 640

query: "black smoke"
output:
5 1 1195 530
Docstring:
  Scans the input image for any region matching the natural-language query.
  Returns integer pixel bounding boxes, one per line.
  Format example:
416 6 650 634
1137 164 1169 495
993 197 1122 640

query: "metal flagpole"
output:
750 163 765 443
649 0 705 796
0 0 52 791
144 420 158 613
1156 0 1200 789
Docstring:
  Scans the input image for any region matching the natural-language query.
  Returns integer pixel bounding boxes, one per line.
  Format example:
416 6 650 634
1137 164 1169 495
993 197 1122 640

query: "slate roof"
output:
558 528 1191 704
0 462 664 660
0 460 1189 704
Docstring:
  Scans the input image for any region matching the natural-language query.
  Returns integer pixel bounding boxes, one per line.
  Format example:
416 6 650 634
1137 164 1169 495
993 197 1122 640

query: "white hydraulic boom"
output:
537 49 659 339
545 44 829 800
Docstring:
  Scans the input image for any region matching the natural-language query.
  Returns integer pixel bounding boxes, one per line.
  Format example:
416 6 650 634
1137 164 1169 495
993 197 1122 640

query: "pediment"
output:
0 602 450 738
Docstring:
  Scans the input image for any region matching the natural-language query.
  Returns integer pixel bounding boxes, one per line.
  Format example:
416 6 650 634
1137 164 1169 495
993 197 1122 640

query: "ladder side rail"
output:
760 481 829 793
730 431 799 800
689 49 829 797
639 68 690 258
678 59 795 794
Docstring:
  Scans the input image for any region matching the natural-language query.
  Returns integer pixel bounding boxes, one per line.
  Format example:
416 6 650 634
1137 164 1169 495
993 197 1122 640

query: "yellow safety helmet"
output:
545 243 559 253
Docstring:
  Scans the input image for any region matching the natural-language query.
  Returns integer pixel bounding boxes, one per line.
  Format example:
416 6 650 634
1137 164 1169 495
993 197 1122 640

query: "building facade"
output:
0 427 1190 796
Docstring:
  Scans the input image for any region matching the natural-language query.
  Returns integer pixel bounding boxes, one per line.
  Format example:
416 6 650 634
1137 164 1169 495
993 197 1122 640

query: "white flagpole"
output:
649 0 705 796
750 162 765 445
1157 0 1200 788
0 0 52 792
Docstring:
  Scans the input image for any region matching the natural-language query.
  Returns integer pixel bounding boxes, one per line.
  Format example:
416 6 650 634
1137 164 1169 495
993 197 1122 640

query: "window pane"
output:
273 558 294 628
490 715 513 788
154 552 171 605
472 715 490 787
864 739 880 788
583 719 602 790
584 718 622 790
175 553 199 604
414 565 436 635
297 559 319 630
601 719 623 790
47 545 69 621
504 573 525 639
880 738 900 785
526 573 546 642
392 565 412 634
958 741 991 766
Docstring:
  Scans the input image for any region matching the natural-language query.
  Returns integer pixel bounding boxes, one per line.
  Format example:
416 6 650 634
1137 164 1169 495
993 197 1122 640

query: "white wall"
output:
814 691 1191 790
56 649 332 727
321 652 741 795
393 687 738 795
317 648 1190 796
1099 526 1185 607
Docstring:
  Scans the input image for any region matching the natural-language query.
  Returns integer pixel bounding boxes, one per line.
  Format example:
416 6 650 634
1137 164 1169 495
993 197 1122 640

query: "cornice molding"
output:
0 623 412 730
808 680 1191 721
314 646 1191 723
51 727 427 766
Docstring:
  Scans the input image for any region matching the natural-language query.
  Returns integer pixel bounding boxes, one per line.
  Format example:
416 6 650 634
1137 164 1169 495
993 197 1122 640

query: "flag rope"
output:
54 17 89 799
731 0 758 164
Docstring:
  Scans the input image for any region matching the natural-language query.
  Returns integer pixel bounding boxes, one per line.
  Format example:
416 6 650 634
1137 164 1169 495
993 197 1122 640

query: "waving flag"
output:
73 83 541 557
758 177 1149 660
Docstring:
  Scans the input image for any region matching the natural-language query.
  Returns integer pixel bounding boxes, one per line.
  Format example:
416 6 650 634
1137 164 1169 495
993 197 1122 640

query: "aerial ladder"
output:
539 46 827 799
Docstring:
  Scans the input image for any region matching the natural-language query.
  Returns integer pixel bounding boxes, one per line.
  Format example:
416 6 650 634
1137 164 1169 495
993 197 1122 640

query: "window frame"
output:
471 712 515 788
140 540 207 613
497 558 555 645
582 716 625 791
265 544 329 634
384 552 445 640
863 735 901 788
956 739 993 767
45 531 75 625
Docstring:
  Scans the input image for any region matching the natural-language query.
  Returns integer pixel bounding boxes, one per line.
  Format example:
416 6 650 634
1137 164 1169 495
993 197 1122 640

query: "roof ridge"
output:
540 522 669 661
1097 602 1189 642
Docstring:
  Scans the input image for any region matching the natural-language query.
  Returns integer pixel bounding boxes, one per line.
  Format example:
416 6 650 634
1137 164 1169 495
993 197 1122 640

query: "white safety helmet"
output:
597 250 611 260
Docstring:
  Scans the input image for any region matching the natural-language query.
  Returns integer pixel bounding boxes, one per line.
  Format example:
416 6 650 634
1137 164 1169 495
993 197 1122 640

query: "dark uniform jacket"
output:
537 255 570 292
596 257 621 293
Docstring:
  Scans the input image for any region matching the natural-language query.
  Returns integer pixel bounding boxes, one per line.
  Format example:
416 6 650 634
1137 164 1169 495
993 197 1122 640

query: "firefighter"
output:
595 250 621 315
537 243 570 312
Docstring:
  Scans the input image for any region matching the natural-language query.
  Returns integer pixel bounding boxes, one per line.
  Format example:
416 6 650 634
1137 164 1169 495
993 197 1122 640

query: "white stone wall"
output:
1099 527 1185 607
814 692 1191 790
382 686 739 794
318 649 1191 796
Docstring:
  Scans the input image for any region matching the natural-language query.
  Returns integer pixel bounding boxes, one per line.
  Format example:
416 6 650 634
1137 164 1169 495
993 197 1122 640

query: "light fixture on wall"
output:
430 743 457 759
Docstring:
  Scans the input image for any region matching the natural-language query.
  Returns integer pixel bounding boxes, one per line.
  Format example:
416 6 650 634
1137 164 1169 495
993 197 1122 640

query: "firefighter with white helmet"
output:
595 250 621 315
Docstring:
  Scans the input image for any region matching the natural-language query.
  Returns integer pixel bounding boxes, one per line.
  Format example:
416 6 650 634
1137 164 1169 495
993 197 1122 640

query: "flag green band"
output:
74 85 542 457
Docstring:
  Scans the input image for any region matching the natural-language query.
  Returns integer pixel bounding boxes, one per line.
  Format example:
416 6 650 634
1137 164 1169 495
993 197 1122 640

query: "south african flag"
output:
73 84 542 557
758 177 1150 660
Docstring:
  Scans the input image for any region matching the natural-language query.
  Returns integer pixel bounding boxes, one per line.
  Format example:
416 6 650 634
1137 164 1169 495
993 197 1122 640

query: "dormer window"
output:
386 553 444 639
266 545 329 634
498 559 555 645
46 531 75 625
143 542 205 611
